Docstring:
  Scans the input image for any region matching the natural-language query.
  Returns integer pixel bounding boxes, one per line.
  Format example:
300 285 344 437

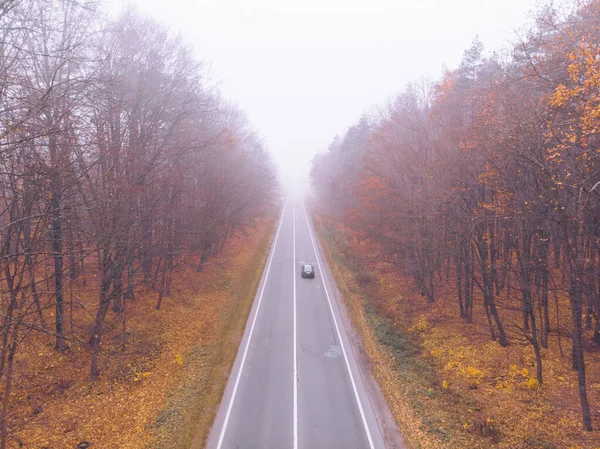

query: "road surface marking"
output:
215 200 288 449
293 198 299 449
302 201 376 449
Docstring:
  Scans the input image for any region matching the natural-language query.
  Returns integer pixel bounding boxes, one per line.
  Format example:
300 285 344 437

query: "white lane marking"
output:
301 201 376 449
293 198 298 449
215 200 288 449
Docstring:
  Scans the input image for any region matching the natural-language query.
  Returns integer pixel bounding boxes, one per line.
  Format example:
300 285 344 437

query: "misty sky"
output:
108 0 539 186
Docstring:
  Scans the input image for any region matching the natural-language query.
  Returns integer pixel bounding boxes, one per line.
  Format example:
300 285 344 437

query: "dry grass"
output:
8 216 276 449
315 214 600 449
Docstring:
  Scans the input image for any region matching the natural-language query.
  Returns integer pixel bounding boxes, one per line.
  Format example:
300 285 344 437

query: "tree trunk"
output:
51 185 68 352
476 230 507 346
560 205 592 431
0 337 17 449
67 215 79 281
593 318 600 346
456 256 465 318
155 258 168 310
125 260 135 300
570 276 592 431
111 273 123 313
90 275 112 379
538 234 550 348
465 242 473 322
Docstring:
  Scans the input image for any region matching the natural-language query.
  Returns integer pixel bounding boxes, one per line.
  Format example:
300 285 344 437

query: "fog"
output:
109 0 538 189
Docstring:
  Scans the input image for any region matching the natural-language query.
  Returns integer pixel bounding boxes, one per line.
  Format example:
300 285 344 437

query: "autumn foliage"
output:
13 217 275 449
0 1 277 447
311 0 600 442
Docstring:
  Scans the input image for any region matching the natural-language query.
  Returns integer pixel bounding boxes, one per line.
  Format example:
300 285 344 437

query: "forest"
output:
311 0 600 438
0 0 277 447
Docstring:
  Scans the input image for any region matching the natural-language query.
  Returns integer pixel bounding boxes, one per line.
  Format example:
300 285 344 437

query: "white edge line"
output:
293 198 298 449
302 200 376 449
215 199 288 449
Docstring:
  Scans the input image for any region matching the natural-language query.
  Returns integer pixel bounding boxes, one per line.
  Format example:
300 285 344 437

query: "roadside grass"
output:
313 213 600 449
11 215 276 449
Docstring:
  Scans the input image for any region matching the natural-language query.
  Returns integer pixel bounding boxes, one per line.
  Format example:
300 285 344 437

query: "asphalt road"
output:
206 198 398 449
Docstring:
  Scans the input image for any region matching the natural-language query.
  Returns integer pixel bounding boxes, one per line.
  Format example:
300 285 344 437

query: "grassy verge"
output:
150 216 277 448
